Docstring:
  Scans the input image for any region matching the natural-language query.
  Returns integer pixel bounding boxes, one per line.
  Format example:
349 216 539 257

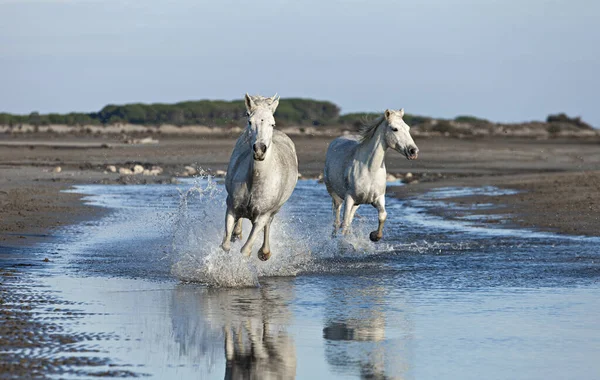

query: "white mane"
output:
358 115 386 143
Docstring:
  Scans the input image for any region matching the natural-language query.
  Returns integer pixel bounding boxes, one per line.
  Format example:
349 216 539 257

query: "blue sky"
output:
1 0 598 125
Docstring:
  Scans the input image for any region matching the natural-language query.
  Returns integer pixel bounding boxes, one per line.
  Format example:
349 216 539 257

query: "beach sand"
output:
2 134 599 245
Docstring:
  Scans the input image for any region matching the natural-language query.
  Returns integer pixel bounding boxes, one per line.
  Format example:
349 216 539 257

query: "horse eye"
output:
391 127 399 132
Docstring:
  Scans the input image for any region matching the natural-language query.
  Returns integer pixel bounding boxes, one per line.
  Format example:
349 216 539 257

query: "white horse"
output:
221 94 298 260
324 109 418 241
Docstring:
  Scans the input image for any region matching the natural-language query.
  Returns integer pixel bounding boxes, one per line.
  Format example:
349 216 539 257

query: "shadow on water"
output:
321 278 412 379
172 275 412 379
171 279 297 379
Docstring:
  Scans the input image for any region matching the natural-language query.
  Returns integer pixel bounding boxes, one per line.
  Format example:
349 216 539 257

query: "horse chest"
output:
347 167 386 204
229 177 281 218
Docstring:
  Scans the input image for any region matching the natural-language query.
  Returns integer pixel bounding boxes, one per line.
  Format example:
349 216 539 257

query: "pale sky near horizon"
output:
1 0 599 126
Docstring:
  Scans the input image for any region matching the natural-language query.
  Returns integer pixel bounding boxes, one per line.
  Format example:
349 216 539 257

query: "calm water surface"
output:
26 179 600 379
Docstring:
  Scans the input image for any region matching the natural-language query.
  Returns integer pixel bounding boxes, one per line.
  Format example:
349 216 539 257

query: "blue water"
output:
19 179 600 378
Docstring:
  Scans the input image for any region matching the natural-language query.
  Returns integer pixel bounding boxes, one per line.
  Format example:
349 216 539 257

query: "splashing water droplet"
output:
167 175 395 287
168 175 315 287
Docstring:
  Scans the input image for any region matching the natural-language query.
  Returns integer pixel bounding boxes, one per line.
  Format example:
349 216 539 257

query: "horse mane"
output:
235 127 251 150
358 115 386 143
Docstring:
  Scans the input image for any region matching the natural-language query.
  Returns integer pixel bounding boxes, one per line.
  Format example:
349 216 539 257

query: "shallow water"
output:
20 179 600 378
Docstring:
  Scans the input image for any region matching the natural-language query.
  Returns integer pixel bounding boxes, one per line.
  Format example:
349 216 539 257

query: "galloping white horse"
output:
324 109 418 241
221 94 298 260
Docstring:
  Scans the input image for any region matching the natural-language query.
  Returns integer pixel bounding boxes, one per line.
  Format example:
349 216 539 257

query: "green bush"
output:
454 115 490 125
546 113 592 129
91 98 339 126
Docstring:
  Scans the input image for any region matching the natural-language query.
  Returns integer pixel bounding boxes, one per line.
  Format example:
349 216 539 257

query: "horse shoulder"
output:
272 130 298 169
273 130 297 153
225 133 252 196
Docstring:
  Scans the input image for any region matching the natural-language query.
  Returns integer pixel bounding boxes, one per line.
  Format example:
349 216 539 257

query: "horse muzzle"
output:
253 142 267 161
405 146 419 160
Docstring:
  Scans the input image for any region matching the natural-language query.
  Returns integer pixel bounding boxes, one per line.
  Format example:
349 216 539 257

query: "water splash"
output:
167 176 392 287
168 176 315 287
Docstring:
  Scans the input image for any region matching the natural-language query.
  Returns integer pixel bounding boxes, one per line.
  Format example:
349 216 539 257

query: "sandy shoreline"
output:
391 171 600 237
0 167 107 249
1 135 600 251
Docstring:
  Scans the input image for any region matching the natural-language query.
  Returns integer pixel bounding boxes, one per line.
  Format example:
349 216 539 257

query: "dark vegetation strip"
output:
1 98 593 130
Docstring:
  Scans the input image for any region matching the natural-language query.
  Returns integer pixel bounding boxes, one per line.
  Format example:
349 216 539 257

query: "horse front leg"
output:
370 195 387 242
340 195 356 235
240 214 269 257
258 215 275 261
221 207 236 252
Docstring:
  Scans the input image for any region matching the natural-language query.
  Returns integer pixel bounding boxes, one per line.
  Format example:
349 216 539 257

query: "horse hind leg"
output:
331 196 343 237
231 218 243 242
370 195 387 242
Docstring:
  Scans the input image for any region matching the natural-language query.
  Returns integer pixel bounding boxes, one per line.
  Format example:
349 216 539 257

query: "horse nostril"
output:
253 143 266 153
409 147 417 156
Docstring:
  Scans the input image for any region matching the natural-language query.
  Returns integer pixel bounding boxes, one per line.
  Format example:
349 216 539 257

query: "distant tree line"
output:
0 98 433 128
0 100 592 130
0 98 342 127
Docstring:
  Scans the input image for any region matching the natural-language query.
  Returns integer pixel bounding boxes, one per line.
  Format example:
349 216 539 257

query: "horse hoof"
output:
221 244 231 252
258 250 271 261
369 231 381 242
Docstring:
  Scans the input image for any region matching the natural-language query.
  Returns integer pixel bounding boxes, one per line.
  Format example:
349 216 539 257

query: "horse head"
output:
384 109 419 160
244 93 280 161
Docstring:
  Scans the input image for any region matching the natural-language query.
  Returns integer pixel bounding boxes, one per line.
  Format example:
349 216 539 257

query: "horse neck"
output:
356 123 388 172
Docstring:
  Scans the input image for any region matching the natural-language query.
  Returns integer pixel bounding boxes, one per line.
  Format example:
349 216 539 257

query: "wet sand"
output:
391 171 600 237
0 268 141 378
1 134 600 378
0 166 108 248
1 135 599 246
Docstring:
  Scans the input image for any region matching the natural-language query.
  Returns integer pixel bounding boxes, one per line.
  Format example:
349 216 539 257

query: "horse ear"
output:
385 109 393 120
398 108 405 118
244 93 256 112
269 94 280 113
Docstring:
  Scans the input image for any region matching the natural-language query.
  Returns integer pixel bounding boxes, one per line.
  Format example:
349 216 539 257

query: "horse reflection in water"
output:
322 281 412 379
170 280 296 379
